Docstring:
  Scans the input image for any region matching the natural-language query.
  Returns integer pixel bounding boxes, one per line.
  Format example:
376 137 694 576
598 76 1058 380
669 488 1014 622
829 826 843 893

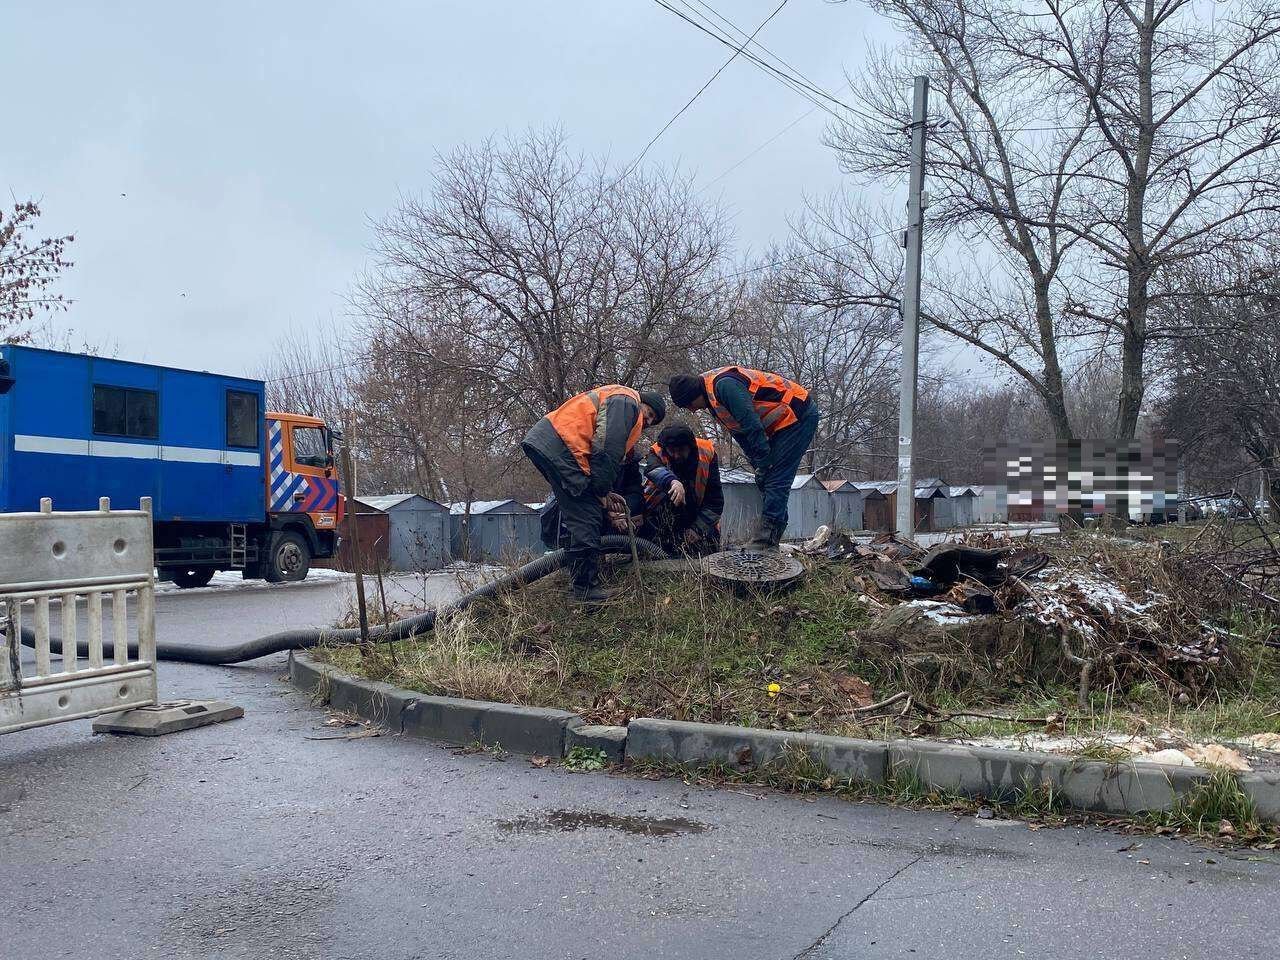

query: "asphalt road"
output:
3 574 1278 960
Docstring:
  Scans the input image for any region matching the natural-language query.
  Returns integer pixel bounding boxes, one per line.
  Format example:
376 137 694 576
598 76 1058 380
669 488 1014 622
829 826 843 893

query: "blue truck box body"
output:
0 345 266 523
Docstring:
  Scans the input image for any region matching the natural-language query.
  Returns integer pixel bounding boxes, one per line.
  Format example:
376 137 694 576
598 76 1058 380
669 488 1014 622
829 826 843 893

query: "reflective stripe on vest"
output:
545 385 644 475
643 437 716 511
701 366 810 436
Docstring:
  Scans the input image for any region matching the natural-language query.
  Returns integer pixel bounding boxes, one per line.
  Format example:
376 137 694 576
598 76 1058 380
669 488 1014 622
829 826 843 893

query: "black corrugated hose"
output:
19 535 662 665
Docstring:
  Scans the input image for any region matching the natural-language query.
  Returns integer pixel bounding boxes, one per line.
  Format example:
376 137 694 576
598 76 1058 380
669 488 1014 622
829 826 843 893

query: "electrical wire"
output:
650 0 894 131
679 0 843 111
622 0 791 180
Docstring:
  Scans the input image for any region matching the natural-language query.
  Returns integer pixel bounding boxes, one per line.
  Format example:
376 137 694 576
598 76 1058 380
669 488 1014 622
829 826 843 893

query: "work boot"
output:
746 517 784 551
568 582 621 605
565 550 619 604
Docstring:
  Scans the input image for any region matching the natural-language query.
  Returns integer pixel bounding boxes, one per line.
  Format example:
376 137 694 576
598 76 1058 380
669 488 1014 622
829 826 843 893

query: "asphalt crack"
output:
790 854 925 960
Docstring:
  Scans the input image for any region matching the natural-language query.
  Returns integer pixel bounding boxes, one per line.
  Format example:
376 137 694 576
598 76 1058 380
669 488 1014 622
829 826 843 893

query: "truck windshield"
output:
293 426 328 468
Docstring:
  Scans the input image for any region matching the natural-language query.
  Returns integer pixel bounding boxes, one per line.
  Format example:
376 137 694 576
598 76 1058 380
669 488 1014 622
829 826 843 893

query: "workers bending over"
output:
540 450 645 549
640 423 723 556
668 366 819 549
522 385 666 602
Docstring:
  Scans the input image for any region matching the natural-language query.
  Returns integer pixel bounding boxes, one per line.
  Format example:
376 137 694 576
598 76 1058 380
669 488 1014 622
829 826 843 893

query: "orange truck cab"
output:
260 411 347 583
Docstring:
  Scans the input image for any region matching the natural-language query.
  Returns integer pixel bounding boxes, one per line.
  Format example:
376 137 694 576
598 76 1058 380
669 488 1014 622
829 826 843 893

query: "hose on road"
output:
19 535 663 665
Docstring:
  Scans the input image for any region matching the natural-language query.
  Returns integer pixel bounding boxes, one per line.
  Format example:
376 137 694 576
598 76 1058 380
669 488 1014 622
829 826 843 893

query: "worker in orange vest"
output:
640 423 723 555
668 366 820 549
522 385 666 601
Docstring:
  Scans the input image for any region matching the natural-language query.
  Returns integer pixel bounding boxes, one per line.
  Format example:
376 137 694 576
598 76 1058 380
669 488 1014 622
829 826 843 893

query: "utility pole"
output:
895 75 929 538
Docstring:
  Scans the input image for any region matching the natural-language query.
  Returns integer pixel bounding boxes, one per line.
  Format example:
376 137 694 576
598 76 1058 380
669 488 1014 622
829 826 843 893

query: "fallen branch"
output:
852 691 911 713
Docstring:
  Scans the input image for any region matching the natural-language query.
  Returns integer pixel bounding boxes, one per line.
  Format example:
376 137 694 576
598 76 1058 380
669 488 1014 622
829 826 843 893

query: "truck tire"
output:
264 531 311 583
164 567 216 589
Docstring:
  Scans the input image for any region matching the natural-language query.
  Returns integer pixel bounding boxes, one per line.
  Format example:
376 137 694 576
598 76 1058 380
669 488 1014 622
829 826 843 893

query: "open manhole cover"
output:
704 549 804 589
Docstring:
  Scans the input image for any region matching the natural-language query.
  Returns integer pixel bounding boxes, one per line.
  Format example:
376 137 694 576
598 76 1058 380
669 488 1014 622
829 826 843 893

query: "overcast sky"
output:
3 1 906 378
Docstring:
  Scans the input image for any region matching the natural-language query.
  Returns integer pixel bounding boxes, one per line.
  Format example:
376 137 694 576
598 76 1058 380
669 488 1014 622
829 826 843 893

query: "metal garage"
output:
359 494 451 572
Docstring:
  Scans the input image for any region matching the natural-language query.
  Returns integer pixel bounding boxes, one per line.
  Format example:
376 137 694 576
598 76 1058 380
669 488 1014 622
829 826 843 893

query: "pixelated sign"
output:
981 439 1182 519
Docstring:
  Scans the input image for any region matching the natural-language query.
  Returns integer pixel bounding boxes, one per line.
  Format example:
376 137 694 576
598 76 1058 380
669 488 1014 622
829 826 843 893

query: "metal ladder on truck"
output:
229 523 247 569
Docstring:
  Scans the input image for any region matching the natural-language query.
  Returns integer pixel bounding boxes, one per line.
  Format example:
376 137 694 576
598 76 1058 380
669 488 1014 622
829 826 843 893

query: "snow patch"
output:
899 599 981 624
154 568 353 595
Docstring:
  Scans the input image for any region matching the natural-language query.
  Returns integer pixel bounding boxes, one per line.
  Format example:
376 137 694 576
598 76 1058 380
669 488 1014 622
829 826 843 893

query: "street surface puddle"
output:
497 808 708 837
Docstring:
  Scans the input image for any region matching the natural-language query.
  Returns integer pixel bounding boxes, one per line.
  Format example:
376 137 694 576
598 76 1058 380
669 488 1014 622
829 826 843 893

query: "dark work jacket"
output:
710 371 814 469
641 450 724 537
522 393 642 498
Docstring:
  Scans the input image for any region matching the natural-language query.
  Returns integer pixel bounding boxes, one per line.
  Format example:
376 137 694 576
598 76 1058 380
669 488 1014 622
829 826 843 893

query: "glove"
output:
668 479 687 506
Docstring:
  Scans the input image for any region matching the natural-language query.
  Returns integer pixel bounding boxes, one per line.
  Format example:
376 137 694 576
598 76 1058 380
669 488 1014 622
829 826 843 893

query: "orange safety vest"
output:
545 385 645 476
643 437 717 511
702 366 810 436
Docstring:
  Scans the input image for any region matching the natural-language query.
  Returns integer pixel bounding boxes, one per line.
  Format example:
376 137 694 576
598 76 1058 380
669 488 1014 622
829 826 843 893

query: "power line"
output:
944 113 1264 137
265 362 349 384
651 0 893 131
680 0 841 111
699 77 855 193
623 0 791 179
698 103 819 192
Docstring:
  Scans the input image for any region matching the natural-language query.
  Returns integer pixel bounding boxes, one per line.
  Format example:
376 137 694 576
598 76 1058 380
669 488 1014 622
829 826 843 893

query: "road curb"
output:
626 717 888 784
288 653 1280 823
887 738 1214 816
567 724 628 764
289 652 580 756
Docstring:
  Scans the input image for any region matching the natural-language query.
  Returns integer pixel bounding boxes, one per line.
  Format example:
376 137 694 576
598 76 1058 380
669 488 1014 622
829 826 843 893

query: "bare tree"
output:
731 200 906 476
1 202 74 342
261 320 351 424
355 128 736 422
1158 241 1280 513
830 0 1280 438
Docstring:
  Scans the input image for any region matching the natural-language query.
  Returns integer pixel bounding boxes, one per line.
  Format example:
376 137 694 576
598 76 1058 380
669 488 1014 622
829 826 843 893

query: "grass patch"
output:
630 748 1278 846
316 555 1280 744
564 746 609 772
1157 766 1261 838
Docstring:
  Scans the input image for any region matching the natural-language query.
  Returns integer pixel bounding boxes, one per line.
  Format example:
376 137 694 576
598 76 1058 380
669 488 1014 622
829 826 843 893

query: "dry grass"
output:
315 542 1280 742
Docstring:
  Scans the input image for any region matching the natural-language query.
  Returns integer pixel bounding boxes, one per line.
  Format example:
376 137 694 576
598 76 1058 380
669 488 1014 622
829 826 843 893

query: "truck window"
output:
292 426 328 468
93 385 159 440
226 390 259 448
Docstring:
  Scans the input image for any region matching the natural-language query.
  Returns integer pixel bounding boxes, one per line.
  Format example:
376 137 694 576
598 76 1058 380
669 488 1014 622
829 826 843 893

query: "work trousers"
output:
758 407 822 527
522 442 603 588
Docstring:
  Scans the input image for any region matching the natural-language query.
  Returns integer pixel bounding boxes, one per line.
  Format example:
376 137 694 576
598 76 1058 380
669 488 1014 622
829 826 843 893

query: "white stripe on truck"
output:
13 434 260 467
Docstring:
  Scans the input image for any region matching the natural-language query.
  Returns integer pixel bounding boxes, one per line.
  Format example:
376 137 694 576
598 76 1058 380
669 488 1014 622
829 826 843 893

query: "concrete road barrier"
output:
566 723 628 763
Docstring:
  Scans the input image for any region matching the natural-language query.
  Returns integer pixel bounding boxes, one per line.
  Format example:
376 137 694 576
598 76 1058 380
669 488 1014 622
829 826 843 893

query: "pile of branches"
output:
1168 499 1280 628
1014 537 1230 707
811 527 1255 708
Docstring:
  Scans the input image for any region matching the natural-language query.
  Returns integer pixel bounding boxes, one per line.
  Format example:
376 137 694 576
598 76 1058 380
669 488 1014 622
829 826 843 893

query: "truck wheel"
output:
264 531 311 583
164 567 215 589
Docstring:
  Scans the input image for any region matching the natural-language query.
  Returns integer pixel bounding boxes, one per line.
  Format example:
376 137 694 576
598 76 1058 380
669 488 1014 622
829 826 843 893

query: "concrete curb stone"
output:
1242 771 1280 822
625 717 888 784
287 651 326 696
291 652 580 755
566 724 628 764
888 738 1213 816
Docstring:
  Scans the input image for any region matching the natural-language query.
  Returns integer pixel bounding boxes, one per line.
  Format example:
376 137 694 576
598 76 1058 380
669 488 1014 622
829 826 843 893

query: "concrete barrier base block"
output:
92 699 244 736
